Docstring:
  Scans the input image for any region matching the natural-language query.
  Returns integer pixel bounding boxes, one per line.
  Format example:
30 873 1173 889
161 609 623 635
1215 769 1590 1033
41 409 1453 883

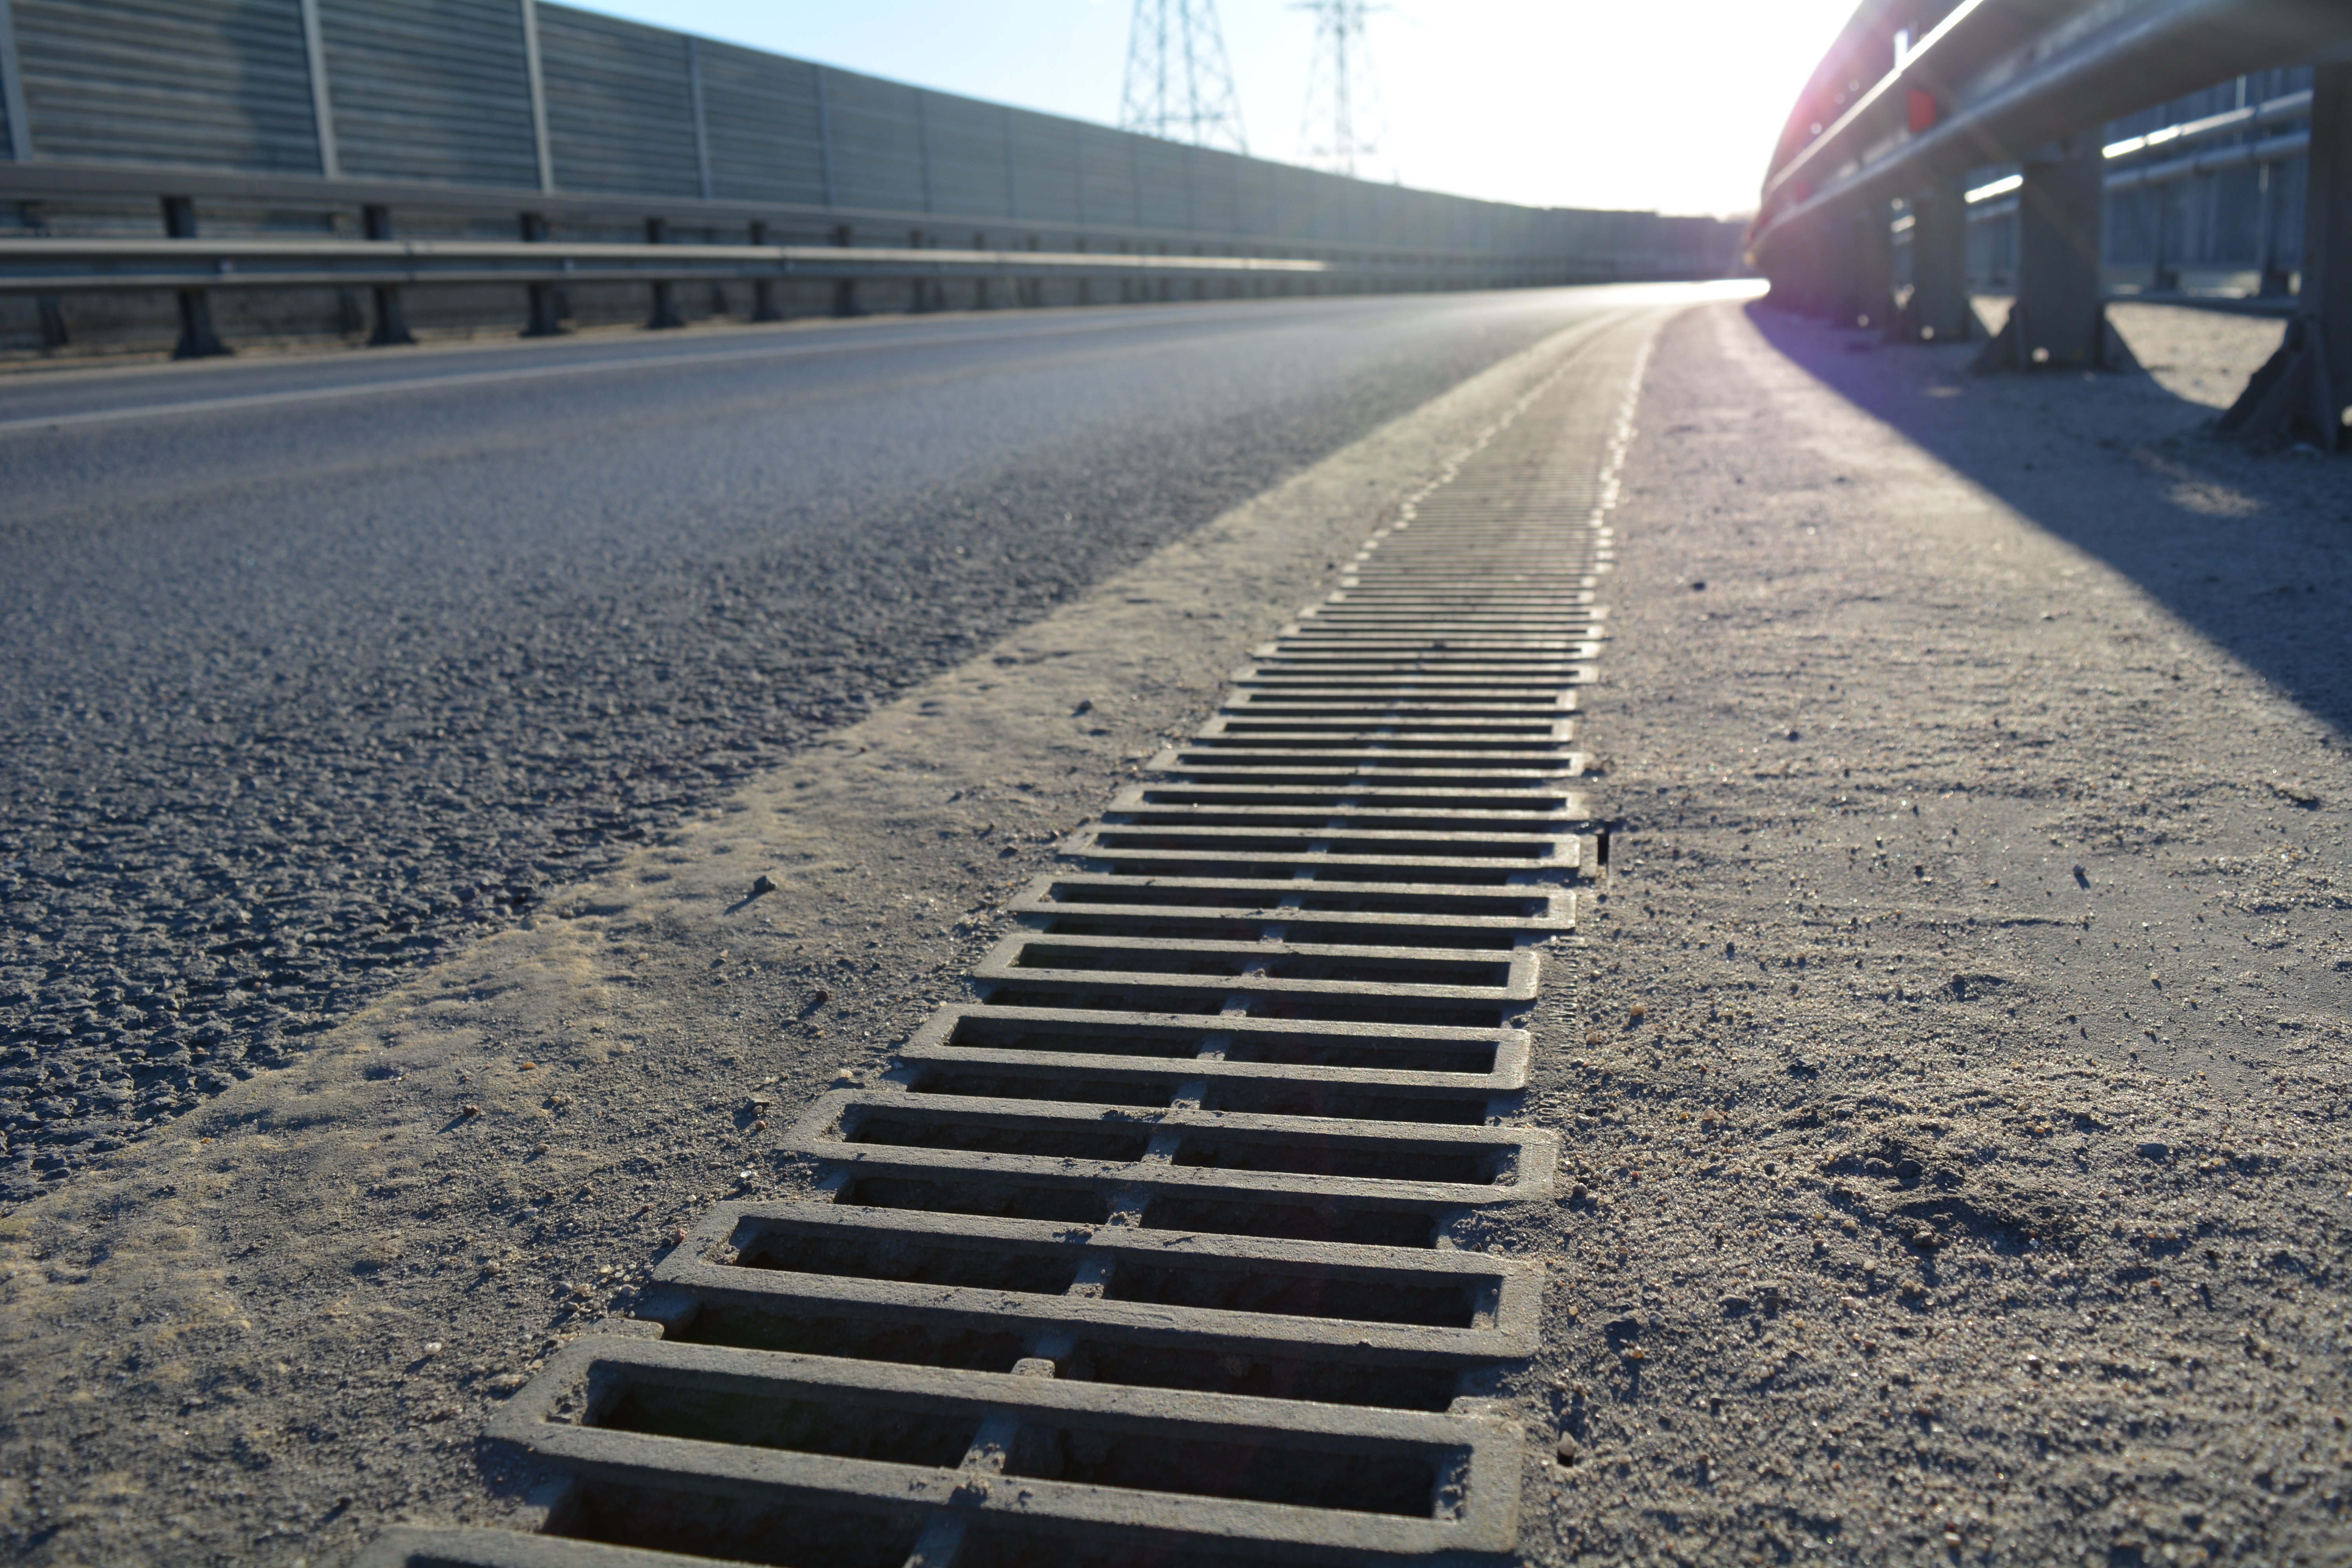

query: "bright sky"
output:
564 1 1861 219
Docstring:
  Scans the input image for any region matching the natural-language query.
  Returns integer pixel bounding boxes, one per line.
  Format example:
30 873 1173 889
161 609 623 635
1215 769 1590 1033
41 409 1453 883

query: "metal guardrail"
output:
0 158 1706 361
0 237 1330 296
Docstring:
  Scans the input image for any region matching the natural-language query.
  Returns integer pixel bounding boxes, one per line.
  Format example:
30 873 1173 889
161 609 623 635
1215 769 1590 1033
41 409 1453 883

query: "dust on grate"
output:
355 337 1640 1568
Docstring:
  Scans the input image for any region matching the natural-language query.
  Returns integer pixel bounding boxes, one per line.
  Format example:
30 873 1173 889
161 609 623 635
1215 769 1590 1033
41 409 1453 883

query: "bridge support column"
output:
1840 202 1894 331
1975 134 2115 371
1764 216 1831 317
1895 177 1972 343
2222 63 2350 450
162 197 230 360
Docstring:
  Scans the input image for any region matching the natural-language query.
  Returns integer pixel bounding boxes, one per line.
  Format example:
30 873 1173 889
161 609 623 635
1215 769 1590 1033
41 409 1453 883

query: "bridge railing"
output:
1748 0 2352 449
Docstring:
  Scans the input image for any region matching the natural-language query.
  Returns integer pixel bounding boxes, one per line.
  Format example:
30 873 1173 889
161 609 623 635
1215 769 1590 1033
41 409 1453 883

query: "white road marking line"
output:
0 312 1236 438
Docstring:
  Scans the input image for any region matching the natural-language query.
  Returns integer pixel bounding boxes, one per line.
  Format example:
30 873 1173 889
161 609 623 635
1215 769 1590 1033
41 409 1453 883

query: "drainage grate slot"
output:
1003 941 1515 990
1107 811 1570 835
1266 922 1524 951
560 1481 922 1568
1175 736 1568 752
1169 1134 1500 1186
956 1531 1290 1568
1061 1342 1461 1412
956 1530 1291 1568
1098 1259 1483 1328
1134 789 1572 811
594 1377 980 1470
940 1014 1214 1059
1031 880 1562 918
1030 914 1527 949
730 1229 1085 1298
1002 1423 1448 1519
1085 833 1555 858
1092 862 1530 887
1214 994 1514 1028
1200 1082 1492 1125
847 1112 1156 1164
1216 1033 1496 1073
670 1307 1029 1372
929 1011 1505 1074
1027 914 1293 943
906 1070 1178 1107
978 982 1230 1016
837 1176 1111 1225
976 979 1521 1026
1127 1196 1439 1248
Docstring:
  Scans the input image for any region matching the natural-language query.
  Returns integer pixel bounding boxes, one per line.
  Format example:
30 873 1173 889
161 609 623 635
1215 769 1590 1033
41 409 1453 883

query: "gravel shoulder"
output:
1522 299 2350 1565
0 302 1673 1566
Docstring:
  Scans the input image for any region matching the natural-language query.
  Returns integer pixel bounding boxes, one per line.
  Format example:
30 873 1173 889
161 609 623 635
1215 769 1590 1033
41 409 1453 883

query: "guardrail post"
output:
1974 134 2111 371
161 196 230 359
829 224 860 317
362 205 416 347
1895 178 1971 343
645 218 682 329
2221 62 2349 450
907 228 933 313
749 222 782 321
520 211 564 336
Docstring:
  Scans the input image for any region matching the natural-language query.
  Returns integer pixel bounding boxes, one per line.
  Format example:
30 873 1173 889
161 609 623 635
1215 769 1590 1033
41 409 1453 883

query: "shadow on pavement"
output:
1741 298 2352 737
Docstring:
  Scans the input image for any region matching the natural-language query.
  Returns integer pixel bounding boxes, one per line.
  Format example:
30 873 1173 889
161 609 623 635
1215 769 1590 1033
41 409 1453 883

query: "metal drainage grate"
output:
360 377 1621 1568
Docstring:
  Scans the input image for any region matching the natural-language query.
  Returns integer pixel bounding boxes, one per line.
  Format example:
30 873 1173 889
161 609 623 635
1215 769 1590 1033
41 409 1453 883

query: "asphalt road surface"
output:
0 287 1658 1204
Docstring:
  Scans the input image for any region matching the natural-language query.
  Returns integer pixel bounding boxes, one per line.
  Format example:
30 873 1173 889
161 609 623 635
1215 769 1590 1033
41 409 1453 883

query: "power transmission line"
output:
1119 0 1249 155
1295 0 1388 179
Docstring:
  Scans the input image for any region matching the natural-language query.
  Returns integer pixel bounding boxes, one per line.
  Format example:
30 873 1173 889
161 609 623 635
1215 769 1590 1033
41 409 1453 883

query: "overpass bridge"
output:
1747 0 2352 448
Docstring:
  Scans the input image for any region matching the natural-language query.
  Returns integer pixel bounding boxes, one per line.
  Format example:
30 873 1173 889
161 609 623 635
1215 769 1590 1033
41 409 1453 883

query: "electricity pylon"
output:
1120 0 1249 155
1296 0 1387 178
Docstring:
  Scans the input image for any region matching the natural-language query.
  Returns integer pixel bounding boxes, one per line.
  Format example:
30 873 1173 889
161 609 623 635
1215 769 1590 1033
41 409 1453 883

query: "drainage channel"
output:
360 353 1629 1568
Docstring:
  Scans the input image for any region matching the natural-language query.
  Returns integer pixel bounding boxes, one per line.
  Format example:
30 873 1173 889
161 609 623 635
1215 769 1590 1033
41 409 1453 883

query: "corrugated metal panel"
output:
1077 122 1138 228
0 0 1684 265
825 68 925 216
1005 107 1079 226
1132 134 1189 230
697 38 825 207
536 3 697 197
319 0 537 187
922 92 1009 221
15 0 320 173
1188 145 1243 238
